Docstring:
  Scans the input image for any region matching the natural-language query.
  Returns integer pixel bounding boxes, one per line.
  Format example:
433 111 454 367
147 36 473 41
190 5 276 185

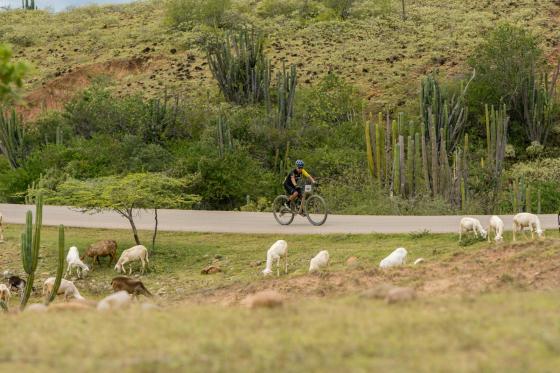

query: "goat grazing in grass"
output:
488 215 504 243
66 246 90 278
111 276 152 298
309 250 329 273
513 213 544 241
115 245 149 275
262 240 288 276
82 240 117 268
97 290 131 311
42 277 85 301
0 284 10 307
380 247 408 268
459 217 487 241
4 271 28 296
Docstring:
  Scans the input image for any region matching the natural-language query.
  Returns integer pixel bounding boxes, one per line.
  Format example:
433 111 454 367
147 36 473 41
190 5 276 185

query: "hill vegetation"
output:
0 0 559 214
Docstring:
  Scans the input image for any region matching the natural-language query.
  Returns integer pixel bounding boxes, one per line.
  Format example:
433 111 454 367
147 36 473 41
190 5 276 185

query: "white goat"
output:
309 250 330 273
66 246 90 278
459 217 487 241
487 215 504 242
97 290 132 311
262 240 288 276
513 213 544 241
0 284 10 307
114 245 149 275
380 247 408 268
42 277 85 301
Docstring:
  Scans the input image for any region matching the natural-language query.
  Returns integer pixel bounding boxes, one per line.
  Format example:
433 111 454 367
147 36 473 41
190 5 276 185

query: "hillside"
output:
1 0 558 118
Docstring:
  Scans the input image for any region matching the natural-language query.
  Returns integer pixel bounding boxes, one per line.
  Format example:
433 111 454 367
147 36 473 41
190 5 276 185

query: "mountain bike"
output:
272 182 328 226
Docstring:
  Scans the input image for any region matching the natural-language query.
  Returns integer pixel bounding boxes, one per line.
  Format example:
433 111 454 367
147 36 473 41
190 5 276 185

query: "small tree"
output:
0 44 28 104
43 173 201 250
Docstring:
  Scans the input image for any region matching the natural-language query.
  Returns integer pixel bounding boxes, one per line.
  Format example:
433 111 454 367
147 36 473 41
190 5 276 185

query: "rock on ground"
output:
241 290 284 309
385 287 416 304
361 283 395 299
201 265 222 275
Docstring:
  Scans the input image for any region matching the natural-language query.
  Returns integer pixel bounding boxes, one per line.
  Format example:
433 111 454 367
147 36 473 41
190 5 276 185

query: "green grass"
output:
1 225 559 371
1 292 559 372
0 224 491 300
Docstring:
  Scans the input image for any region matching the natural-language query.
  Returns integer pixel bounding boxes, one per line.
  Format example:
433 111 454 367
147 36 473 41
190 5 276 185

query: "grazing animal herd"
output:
460 213 544 242
1 240 153 311
263 212 548 276
0 212 550 309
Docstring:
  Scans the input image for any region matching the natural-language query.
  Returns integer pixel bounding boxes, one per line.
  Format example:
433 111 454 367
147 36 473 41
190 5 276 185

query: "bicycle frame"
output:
293 183 315 214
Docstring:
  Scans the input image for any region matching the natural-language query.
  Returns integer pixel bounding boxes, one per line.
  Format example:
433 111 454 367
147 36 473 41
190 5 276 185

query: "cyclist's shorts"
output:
284 183 301 196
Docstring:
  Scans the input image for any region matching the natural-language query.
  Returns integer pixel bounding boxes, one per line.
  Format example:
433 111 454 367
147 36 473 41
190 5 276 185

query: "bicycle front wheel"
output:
304 195 328 226
272 195 295 225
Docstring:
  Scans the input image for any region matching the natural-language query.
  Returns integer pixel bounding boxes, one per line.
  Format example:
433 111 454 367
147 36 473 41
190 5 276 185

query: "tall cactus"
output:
420 70 475 154
375 117 382 181
485 104 509 181
46 225 65 305
20 194 43 309
276 63 297 129
399 135 405 195
206 29 271 105
364 118 374 178
384 113 392 190
217 116 233 158
0 109 26 169
406 135 414 196
22 0 37 10
512 179 519 213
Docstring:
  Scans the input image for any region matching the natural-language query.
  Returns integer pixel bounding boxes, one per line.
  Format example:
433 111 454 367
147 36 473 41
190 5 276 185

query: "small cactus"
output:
46 225 65 305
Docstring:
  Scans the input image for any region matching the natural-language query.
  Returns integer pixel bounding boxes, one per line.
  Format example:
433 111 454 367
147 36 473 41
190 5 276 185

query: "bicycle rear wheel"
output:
272 195 295 225
304 195 328 226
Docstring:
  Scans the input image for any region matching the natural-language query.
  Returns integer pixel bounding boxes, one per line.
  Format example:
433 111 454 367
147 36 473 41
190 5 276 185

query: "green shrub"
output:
321 0 355 19
467 23 556 146
0 156 40 202
295 73 362 128
256 0 299 18
349 0 392 18
7 33 35 47
165 0 232 30
192 150 276 209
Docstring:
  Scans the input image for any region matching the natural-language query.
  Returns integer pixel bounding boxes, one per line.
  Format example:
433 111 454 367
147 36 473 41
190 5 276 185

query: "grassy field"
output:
0 224 559 371
0 0 558 116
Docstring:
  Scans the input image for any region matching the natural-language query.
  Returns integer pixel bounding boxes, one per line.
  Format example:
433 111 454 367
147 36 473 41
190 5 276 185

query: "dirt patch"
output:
183 239 560 305
21 56 152 120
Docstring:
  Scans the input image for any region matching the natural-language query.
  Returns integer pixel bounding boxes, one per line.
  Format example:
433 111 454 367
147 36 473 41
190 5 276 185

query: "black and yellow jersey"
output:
284 168 311 187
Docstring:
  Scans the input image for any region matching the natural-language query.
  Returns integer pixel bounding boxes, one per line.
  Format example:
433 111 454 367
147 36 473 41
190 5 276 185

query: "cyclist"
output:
283 160 316 208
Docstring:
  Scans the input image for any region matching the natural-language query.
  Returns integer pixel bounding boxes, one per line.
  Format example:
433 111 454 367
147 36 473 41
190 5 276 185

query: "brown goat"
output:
81 240 117 268
111 276 152 297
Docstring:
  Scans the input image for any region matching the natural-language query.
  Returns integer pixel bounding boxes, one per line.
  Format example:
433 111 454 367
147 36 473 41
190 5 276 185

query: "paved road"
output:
0 204 558 235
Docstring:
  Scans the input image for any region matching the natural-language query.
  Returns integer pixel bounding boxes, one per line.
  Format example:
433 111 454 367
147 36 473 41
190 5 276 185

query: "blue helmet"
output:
295 160 304 168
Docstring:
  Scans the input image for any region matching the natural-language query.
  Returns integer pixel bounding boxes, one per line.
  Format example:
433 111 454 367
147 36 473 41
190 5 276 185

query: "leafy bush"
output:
322 0 355 19
467 24 559 146
468 24 542 108
192 150 276 209
6 33 35 47
165 0 232 30
349 0 392 18
295 73 362 129
256 0 299 18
